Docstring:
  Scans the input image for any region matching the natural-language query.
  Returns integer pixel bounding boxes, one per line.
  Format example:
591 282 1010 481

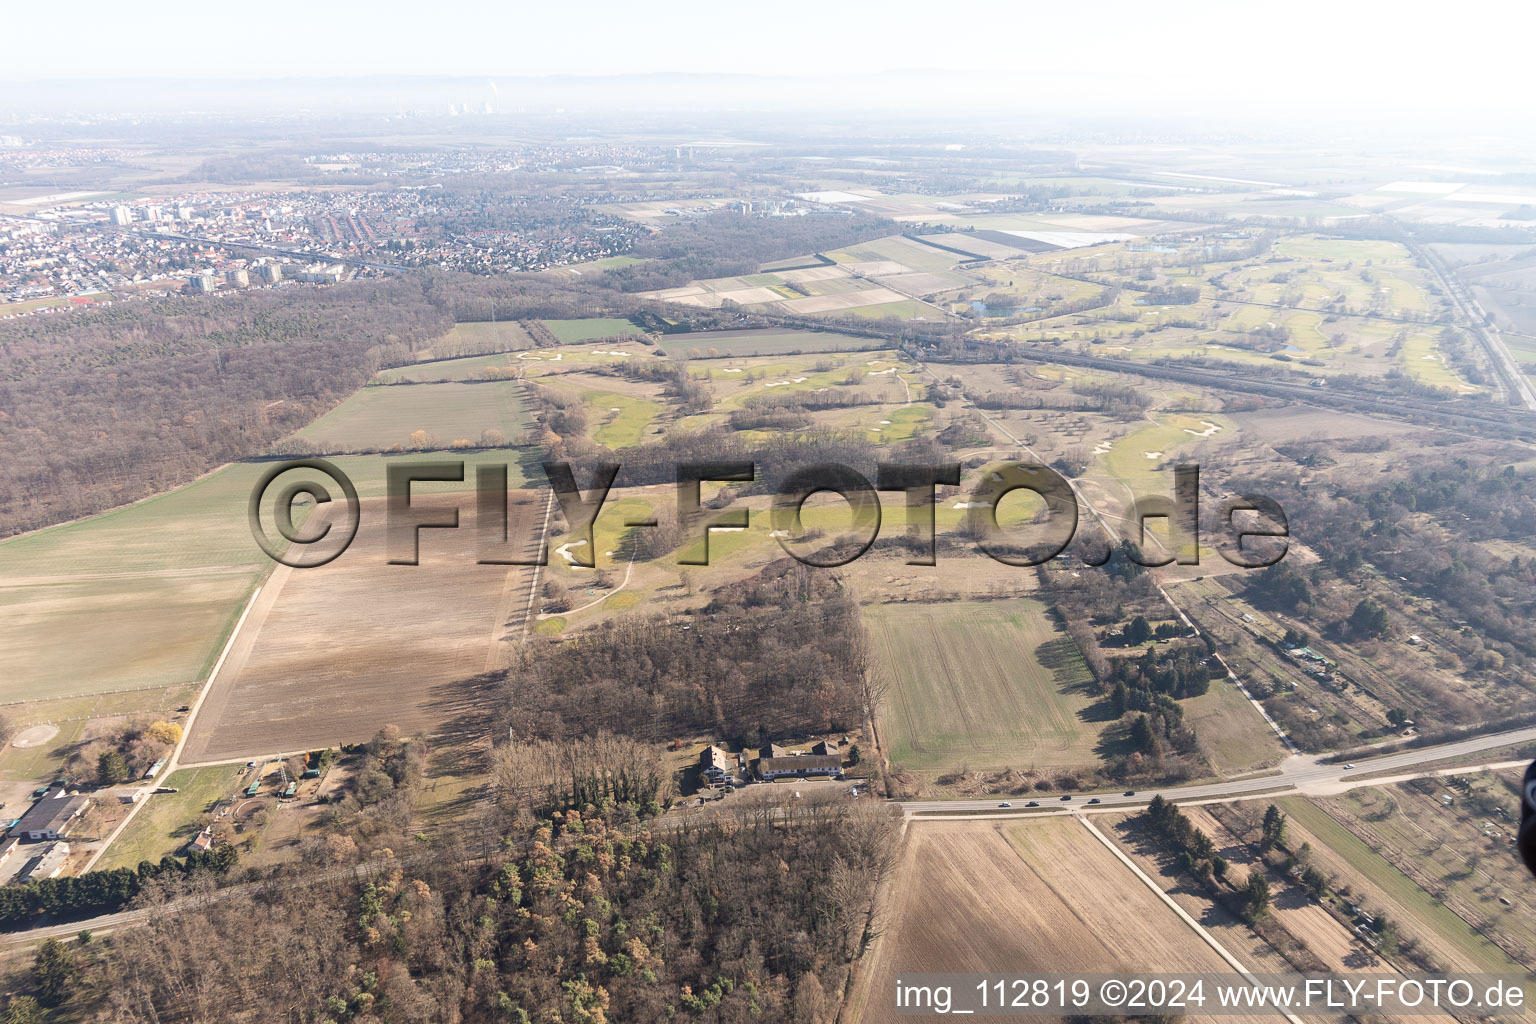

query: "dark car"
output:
1025 801 1039 807
1124 790 1136 796
1060 794 1072 801
1088 798 1101 805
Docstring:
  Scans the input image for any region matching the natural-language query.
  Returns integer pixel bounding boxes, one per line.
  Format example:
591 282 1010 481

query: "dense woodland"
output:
499 561 868 746
0 274 635 536
1236 455 1536 729
1037 550 1210 780
600 210 897 293
43 798 896 1024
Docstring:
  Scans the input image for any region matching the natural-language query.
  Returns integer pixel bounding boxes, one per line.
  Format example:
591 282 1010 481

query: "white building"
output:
19 842 70 882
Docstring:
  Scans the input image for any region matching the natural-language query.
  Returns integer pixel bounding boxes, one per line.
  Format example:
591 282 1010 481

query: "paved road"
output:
6 727 1533 955
902 724 1536 816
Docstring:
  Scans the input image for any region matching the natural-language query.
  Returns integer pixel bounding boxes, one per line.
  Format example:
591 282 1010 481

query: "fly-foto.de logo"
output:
247 458 1288 570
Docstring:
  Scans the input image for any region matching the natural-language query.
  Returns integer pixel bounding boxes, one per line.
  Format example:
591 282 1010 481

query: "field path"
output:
80 580 269 872
1078 814 1307 1024
177 559 297 765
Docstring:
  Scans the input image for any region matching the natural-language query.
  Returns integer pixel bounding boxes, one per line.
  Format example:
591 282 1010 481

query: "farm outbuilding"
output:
9 787 90 842
756 754 842 781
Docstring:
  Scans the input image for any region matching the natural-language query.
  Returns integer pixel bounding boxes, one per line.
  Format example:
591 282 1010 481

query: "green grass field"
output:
289 380 528 452
541 317 646 343
98 765 245 869
1180 677 1286 774
865 598 1102 773
375 351 527 383
1400 333 1475 391
843 299 940 320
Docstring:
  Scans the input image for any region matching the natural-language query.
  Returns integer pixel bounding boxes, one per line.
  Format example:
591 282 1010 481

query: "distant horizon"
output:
5 0 1534 125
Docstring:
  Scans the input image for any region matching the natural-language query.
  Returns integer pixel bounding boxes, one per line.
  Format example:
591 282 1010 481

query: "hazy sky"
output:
3 0 1531 122
0 1 1523 80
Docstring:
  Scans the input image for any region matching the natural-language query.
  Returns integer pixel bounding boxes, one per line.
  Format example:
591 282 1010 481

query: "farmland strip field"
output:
1277 796 1525 975
852 818 1275 1024
1315 775 1536 967
865 598 1101 773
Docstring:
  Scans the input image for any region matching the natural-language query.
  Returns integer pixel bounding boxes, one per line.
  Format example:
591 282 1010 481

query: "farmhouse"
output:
9 787 90 842
186 827 214 855
699 745 735 786
757 753 843 781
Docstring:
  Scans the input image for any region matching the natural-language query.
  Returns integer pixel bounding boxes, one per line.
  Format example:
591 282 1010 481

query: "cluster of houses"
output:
698 740 846 788
1 786 92 883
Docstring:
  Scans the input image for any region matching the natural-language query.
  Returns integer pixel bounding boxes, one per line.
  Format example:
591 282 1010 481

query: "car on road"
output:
1060 794 1072 801
1025 801 1039 807
1124 790 1136 796
1088 798 1101 804
1344 763 1356 770
998 801 1012 808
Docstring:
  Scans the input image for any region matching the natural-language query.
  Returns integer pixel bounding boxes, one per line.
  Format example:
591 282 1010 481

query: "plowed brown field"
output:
852 818 1277 1024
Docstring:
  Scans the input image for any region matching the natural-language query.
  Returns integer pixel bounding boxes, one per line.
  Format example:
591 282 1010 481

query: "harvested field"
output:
180 491 547 763
865 598 1101 773
0 570 257 701
657 328 884 358
1104 807 1456 1024
852 818 1274 1024
421 320 534 359
779 287 905 314
287 380 528 453
0 462 275 705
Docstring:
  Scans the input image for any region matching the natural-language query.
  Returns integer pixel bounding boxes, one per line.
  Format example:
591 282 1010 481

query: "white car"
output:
998 801 1012 808
1343 763 1356 770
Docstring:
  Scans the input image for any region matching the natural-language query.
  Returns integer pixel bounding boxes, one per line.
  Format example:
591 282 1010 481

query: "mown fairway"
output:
865 598 1100 773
